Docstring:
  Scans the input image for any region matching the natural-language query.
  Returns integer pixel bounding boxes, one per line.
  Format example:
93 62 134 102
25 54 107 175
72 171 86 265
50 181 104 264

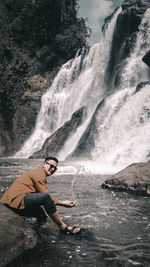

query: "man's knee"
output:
24 192 56 215
42 193 57 215
42 193 54 205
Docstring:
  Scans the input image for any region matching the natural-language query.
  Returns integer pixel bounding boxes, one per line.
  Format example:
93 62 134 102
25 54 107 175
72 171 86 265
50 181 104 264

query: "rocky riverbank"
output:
0 203 37 266
102 162 150 195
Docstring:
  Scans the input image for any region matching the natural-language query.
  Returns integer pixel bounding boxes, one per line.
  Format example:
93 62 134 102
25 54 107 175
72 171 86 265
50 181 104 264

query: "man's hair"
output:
44 156 59 163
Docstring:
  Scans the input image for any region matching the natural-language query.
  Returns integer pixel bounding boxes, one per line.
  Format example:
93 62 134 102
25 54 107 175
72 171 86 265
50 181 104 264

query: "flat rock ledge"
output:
0 203 38 267
101 162 150 195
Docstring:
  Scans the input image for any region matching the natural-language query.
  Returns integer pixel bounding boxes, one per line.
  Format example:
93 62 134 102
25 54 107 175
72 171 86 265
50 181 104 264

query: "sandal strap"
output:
63 226 70 233
63 226 77 234
68 226 77 234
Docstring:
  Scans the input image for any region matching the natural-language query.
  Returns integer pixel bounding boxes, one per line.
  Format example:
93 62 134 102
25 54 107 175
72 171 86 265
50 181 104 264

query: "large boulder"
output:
70 97 106 159
101 162 150 195
30 106 85 159
0 203 37 266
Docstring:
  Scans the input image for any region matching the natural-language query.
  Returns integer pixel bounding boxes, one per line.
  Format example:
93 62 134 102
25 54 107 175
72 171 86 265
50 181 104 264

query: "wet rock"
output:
134 81 150 93
101 162 150 195
30 106 85 159
0 161 18 166
0 203 37 266
142 50 150 67
28 75 49 93
70 97 106 159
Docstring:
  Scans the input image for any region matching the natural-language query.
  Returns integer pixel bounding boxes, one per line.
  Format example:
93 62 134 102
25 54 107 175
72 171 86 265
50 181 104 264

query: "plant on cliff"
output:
0 0 91 154
0 0 90 73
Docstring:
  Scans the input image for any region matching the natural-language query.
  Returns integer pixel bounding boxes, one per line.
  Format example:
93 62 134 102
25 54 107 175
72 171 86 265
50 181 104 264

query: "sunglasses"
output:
46 162 57 171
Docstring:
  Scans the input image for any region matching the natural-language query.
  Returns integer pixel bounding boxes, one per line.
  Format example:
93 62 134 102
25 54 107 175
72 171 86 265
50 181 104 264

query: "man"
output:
0 156 80 235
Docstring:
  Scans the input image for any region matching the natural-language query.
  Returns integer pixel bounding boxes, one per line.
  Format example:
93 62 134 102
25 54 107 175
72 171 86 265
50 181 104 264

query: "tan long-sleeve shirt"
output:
0 166 59 209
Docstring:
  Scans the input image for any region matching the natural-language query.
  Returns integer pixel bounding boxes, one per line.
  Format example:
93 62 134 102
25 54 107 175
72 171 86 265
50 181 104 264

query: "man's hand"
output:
59 200 76 207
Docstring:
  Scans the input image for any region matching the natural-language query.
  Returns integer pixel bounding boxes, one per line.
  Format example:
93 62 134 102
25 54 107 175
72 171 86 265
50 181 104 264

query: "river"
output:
0 158 150 267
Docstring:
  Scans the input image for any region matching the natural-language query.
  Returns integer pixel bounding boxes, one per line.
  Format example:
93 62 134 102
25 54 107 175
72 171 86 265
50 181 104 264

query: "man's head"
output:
43 156 58 176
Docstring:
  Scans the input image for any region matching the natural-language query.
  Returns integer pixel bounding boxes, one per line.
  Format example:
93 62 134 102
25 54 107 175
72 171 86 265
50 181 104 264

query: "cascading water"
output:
15 7 122 158
15 7 150 173
90 8 150 172
90 85 150 172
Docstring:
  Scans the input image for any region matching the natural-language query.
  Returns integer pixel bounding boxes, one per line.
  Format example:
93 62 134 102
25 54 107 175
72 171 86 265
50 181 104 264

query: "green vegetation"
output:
0 0 91 131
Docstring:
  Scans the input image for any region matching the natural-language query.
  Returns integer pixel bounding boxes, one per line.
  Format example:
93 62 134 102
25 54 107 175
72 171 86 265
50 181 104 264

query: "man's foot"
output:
60 226 81 235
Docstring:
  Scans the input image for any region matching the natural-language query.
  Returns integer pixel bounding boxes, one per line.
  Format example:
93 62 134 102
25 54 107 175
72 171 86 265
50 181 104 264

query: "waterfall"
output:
90 8 150 172
15 7 122 158
15 7 150 173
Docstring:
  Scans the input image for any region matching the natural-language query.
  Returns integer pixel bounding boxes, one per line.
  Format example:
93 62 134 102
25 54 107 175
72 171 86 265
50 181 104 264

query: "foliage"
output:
0 0 90 69
0 0 91 132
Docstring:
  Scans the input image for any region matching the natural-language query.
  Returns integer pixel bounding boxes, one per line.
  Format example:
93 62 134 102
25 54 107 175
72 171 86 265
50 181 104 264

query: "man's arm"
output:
31 174 59 205
31 169 75 207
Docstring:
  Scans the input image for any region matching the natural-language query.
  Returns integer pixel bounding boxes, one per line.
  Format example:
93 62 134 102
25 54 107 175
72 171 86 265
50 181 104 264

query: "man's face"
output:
43 160 58 176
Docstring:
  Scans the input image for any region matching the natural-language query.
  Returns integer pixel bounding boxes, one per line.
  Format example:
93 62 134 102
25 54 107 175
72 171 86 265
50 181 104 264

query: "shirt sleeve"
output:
51 195 59 205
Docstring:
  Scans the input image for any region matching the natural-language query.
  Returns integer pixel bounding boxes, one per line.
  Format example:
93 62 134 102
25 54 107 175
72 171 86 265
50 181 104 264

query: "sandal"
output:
60 226 81 235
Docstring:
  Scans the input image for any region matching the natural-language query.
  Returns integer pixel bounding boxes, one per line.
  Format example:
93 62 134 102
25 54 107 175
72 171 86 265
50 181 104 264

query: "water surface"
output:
0 158 150 267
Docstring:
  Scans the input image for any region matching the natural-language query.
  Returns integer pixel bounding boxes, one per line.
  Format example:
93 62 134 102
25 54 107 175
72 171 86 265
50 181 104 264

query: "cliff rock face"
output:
11 75 49 153
104 0 150 90
0 114 12 156
0 203 37 266
70 98 106 159
101 162 150 195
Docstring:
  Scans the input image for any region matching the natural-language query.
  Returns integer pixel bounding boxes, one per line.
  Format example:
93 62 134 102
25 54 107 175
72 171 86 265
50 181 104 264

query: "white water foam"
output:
92 84 150 171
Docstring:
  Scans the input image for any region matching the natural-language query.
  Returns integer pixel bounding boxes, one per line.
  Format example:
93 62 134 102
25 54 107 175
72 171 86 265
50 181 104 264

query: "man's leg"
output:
24 192 65 229
5 203 47 223
24 192 80 233
24 206 47 223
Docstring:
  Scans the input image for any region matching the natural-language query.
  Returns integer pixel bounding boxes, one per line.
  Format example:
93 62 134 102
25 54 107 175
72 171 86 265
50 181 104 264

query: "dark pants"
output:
6 192 57 223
